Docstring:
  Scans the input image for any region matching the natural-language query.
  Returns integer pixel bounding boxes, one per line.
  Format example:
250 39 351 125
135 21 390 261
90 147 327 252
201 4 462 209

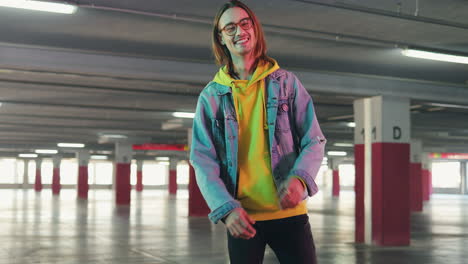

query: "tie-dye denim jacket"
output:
190 69 326 224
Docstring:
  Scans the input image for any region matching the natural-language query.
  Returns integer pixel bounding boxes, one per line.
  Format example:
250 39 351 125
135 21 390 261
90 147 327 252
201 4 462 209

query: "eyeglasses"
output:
219 18 253 36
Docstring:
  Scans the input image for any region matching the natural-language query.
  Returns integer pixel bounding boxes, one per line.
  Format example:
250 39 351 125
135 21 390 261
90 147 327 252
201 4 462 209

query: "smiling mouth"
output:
234 37 249 45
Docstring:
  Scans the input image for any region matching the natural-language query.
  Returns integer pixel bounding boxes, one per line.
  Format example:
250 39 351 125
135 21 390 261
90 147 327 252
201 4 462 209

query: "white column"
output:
363 98 373 245
461 161 467 195
22 159 29 188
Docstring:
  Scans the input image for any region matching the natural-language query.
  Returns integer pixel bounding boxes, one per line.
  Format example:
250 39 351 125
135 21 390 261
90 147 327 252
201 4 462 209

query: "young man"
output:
190 1 326 263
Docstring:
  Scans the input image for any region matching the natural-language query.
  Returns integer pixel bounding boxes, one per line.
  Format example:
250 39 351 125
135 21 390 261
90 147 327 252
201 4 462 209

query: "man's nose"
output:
235 24 246 36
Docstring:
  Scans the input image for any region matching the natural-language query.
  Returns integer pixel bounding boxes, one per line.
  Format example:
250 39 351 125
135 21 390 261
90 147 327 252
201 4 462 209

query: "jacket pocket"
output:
275 98 291 132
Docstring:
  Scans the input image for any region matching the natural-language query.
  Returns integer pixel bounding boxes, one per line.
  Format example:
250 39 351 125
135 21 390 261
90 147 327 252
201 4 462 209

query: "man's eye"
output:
225 25 235 31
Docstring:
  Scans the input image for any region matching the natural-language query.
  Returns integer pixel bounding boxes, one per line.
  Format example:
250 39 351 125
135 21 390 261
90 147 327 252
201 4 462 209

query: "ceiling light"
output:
347 122 356 128
173 112 195 118
157 161 170 166
327 151 347 156
426 107 445 112
428 103 468 110
57 143 85 148
333 143 354 147
19 153 38 158
327 114 353 121
35 149 58 154
0 0 77 14
90 155 107 160
156 157 170 161
102 134 128 139
402 49 468 65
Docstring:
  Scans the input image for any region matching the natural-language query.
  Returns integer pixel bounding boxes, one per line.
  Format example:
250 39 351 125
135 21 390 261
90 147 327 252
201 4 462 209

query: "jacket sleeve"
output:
288 73 327 197
189 91 241 224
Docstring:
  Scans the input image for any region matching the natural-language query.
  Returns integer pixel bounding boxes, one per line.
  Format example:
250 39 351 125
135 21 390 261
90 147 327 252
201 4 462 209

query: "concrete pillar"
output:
169 158 178 195
187 128 210 217
34 158 43 192
410 139 423 212
461 161 467 195
421 153 431 201
354 96 411 246
353 100 366 244
52 156 61 195
77 150 90 199
331 158 340 197
135 160 143 192
22 159 29 189
115 142 132 205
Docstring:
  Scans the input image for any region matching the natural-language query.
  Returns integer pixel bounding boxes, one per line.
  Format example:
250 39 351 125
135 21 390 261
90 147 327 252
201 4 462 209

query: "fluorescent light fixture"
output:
19 153 38 158
402 49 468 65
0 0 77 14
57 143 85 148
102 134 128 139
157 161 170 166
156 157 170 161
90 155 107 160
35 149 58 154
429 103 468 110
173 112 195 118
95 150 112 155
327 151 347 156
347 122 356 128
333 143 354 147
327 114 353 121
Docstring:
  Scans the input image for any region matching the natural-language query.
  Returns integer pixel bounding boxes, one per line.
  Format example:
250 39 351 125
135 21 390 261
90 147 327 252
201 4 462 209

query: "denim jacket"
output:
190 68 326 224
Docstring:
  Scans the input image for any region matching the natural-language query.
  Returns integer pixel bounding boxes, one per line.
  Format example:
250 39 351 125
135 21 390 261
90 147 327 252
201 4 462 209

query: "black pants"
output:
227 214 317 264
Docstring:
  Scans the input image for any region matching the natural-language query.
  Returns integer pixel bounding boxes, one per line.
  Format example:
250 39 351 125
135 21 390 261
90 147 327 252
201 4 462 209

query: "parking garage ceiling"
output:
0 0 467 158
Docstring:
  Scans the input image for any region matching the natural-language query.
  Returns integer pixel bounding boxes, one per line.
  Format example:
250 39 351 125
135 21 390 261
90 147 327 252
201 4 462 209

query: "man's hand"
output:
224 208 256 240
279 177 305 209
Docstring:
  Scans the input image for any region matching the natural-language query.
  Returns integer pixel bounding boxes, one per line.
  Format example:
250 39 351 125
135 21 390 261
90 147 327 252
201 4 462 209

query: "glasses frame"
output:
219 17 253 36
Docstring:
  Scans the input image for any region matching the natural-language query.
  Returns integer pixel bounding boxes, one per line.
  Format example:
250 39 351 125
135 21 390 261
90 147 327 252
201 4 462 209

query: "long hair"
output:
211 0 273 77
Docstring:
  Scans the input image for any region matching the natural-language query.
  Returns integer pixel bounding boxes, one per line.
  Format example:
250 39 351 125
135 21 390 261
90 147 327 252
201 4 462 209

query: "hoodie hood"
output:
213 58 280 88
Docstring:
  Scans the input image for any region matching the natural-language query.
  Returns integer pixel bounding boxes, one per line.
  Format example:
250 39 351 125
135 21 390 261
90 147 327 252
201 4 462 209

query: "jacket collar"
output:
215 82 232 96
268 68 286 81
214 69 285 95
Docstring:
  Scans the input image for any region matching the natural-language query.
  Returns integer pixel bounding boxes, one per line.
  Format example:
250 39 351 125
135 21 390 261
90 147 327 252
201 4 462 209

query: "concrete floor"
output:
1 189 468 264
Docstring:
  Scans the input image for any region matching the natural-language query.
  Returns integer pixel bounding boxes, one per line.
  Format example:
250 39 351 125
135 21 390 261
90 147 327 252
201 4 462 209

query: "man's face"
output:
218 7 256 58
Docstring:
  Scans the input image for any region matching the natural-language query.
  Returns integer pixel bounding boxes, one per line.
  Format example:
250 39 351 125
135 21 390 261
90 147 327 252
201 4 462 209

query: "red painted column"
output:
332 169 340 197
135 160 143 192
115 142 132 205
354 96 411 246
34 158 43 192
77 150 89 199
188 163 210 217
354 144 365 243
421 169 429 201
169 158 178 194
51 156 61 195
422 154 431 201
372 142 410 246
410 140 423 212
410 163 423 211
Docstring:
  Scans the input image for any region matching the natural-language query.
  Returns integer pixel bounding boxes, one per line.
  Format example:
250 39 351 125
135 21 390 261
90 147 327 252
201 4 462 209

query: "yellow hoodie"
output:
213 59 307 221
